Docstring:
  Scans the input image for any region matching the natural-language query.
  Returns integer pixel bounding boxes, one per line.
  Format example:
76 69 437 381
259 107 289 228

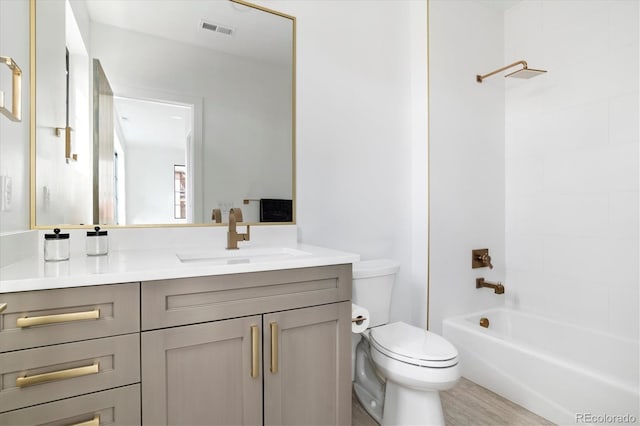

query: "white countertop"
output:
0 243 360 293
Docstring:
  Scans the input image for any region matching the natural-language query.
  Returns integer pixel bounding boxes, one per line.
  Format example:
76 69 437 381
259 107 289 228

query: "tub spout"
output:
476 278 504 294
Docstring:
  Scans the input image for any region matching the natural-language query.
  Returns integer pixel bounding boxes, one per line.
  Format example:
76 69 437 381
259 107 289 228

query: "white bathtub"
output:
443 308 639 425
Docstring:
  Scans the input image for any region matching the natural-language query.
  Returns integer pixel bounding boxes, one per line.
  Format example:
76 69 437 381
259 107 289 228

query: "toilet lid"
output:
370 322 458 368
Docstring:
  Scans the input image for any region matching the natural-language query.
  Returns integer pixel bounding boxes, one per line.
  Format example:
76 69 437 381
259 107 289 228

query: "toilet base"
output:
381 380 445 426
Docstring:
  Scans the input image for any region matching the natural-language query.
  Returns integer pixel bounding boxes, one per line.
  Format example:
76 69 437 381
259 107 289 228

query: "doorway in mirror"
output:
112 96 194 225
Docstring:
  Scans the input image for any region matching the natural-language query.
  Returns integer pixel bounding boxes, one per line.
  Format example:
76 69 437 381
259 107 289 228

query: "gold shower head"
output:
476 60 547 83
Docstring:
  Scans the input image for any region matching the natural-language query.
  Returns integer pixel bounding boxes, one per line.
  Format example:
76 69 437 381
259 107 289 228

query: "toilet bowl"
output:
352 259 460 426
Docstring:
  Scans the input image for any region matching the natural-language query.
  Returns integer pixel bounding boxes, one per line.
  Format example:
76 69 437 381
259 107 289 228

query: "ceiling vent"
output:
201 20 235 36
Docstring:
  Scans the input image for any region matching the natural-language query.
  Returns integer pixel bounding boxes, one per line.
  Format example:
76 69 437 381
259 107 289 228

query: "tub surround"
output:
0 225 359 292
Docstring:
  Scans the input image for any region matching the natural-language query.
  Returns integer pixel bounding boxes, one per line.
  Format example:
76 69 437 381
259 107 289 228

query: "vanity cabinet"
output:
140 264 352 426
0 263 352 425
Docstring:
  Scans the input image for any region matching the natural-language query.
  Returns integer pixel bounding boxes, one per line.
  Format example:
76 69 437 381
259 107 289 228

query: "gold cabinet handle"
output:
0 56 22 122
270 322 279 374
16 309 100 328
70 415 100 426
16 363 99 388
0 303 7 314
250 325 259 379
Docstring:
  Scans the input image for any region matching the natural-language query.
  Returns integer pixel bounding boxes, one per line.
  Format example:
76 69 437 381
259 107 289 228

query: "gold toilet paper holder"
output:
352 315 368 324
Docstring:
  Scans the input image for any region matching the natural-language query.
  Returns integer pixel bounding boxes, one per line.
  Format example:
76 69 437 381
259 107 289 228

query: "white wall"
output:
504 0 639 340
0 0 30 233
32 0 93 226
253 0 429 327
91 22 292 224
428 0 506 333
125 145 186 224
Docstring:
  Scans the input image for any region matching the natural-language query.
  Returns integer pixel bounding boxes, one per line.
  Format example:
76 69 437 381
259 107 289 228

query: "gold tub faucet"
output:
227 208 250 250
476 278 504 294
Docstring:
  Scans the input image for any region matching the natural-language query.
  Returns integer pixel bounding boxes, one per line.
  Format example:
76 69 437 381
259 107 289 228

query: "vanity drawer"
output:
0 333 140 413
0 282 140 352
142 264 351 330
0 383 140 425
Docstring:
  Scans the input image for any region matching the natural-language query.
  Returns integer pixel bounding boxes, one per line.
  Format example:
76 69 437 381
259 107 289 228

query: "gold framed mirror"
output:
29 0 295 229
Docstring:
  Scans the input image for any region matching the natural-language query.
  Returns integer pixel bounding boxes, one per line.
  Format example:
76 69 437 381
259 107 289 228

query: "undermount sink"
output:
176 247 312 265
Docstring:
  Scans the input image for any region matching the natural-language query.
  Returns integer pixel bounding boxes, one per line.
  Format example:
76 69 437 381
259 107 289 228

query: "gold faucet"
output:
211 208 222 223
476 277 504 294
227 207 250 250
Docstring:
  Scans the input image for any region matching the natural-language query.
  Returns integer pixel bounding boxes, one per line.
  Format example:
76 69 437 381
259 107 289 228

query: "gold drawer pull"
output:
70 415 100 426
0 303 7 314
270 322 279 374
250 325 259 379
16 309 100 328
16 363 99 388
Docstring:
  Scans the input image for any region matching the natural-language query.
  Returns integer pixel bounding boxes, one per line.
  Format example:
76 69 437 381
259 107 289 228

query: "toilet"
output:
352 259 460 426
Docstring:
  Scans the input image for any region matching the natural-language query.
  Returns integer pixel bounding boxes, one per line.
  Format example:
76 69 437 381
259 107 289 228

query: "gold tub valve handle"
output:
479 253 493 269
472 249 493 269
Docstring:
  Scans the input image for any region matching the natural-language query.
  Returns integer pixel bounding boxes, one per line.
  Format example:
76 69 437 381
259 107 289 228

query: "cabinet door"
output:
141 316 262 426
264 302 352 426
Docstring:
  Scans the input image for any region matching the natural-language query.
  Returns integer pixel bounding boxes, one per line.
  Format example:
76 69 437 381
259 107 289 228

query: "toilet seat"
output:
370 322 458 368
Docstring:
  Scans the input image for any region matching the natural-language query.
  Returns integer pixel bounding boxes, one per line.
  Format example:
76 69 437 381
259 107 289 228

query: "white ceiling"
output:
84 0 293 66
85 1 292 153
114 97 192 151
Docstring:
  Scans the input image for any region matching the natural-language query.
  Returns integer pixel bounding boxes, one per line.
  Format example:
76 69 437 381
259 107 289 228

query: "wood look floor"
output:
352 377 555 426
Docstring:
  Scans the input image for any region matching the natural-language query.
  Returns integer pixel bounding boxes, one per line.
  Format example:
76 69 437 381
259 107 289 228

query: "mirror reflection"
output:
33 0 295 227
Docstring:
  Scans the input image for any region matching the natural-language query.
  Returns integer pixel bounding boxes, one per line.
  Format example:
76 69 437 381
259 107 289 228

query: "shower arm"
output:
476 60 528 83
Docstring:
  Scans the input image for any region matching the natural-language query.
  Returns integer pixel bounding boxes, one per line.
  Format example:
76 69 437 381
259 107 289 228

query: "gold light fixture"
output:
476 60 547 83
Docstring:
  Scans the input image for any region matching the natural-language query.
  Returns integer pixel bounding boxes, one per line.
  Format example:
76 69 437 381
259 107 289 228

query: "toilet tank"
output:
352 259 400 328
